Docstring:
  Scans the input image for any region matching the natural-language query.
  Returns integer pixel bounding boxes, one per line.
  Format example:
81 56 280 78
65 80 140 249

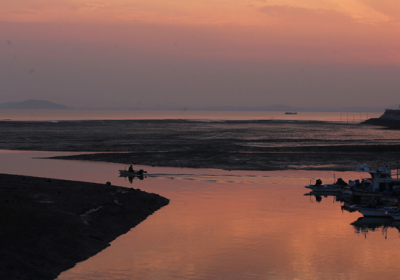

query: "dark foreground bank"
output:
0 173 169 280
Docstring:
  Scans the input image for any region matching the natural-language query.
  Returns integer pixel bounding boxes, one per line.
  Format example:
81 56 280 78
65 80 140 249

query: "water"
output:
2 150 400 279
0 109 381 122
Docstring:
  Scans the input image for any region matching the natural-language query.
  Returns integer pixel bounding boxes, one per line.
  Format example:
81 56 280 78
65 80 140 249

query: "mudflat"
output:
0 173 169 280
1 119 400 171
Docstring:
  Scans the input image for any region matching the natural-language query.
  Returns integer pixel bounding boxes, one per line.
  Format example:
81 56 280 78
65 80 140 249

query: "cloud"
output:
256 2 395 25
361 0 400 23
257 5 354 24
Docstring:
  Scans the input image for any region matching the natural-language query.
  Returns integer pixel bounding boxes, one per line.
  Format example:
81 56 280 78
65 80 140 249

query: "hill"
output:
0 99 68 109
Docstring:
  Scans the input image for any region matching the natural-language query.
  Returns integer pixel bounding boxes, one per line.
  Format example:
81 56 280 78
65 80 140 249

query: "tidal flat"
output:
1 119 400 171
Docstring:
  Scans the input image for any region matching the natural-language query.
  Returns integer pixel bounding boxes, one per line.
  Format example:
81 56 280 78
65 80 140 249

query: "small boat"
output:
305 178 346 193
119 165 147 177
119 169 147 176
348 195 398 217
284 111 297 115
356 206 397 217
386 208 400 220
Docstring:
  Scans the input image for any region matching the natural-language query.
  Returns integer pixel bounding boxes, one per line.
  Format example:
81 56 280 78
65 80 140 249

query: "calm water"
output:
2 150 400 279
0 109 380 122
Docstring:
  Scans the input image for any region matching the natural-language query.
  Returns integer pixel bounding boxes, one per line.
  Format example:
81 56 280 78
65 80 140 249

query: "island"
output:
0 99 68 110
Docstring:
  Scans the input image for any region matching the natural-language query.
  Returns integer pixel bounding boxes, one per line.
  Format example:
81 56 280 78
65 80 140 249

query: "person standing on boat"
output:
128 165 133 172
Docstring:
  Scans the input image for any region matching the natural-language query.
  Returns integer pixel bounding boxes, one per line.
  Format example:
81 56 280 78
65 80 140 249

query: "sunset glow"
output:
1 0 400 108
3 0 399 26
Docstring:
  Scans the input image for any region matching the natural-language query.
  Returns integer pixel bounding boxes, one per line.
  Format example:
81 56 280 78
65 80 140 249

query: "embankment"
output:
0 173 169 280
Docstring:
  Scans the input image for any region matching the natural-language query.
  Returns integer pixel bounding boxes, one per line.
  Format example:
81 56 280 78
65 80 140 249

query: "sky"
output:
0 0 399 109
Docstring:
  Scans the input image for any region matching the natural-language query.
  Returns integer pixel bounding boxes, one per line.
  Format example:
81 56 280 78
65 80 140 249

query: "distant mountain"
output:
0 99 68 110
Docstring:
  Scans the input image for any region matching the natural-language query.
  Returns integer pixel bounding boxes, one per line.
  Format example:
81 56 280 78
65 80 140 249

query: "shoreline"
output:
48 144 400 172
0 173 169 280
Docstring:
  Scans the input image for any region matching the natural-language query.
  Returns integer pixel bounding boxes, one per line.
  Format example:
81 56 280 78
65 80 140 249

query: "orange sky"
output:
2 0 399 65
1 0 400 108
2 0 399 26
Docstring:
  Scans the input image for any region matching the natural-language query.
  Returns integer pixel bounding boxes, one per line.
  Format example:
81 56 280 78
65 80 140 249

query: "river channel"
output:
2 150 400 280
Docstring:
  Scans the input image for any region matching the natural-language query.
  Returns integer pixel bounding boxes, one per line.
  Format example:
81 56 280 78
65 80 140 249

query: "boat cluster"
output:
305 163 400 220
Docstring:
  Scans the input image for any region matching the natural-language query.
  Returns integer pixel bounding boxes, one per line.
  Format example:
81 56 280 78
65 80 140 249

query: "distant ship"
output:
284 111 297 115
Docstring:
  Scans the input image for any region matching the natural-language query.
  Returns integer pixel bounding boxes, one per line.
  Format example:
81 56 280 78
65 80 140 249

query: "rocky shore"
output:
363 118 400 129
0 173 169 280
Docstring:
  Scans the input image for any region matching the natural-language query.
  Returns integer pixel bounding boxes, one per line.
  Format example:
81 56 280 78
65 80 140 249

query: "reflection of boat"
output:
119 170 147 176
351 216 400 238
304 192 344 203
284 112 297 115
119 173 146 183
351 217 395 232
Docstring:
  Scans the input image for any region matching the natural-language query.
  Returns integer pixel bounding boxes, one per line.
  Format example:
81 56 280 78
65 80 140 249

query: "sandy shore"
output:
0 173 169 280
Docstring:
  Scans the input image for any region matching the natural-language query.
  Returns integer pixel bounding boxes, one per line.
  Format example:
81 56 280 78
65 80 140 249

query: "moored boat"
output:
305 178 346 193
357 207 396 217
386 208 400 220
350 196 398 217
342 164 400 199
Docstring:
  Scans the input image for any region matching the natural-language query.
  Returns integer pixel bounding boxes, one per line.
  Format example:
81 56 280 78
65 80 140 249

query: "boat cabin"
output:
356 164 400 193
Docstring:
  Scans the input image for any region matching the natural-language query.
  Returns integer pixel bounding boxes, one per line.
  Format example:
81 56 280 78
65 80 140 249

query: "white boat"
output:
386 208 400 220
357 207 396 217
342 164 400 198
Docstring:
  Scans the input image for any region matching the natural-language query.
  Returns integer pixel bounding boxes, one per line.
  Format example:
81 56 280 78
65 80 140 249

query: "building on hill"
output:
379 106 400 121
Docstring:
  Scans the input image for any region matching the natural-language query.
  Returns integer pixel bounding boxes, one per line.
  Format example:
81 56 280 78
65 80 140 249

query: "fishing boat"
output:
119 165 147 177
355 206 397 217
305 178 347 193
342 164 400 198
386 208 400 220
